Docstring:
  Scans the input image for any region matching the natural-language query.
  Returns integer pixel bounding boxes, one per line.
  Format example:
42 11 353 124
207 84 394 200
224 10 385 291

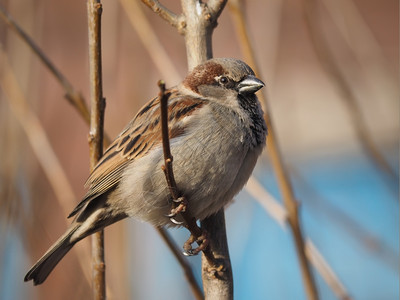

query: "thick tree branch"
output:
144 1 233 298
179 1 233 299
180 1 213 69
87 1 106 299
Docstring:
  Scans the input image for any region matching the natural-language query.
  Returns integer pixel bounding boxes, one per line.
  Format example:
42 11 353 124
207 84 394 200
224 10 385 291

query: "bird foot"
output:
182 231 209 256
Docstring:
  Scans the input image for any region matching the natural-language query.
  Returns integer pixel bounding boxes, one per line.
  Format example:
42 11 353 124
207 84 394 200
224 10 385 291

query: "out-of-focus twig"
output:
0 48 96 290
305 241 352 300
229 1 319 299
87 1 106 299
0 51 75 234
0 4 112 146
246 177 352 300
120 0 182 84
290 165 399 271
0 4 90 125
245 177 288 226
321 0 397 103
157 227 204 300
302 0 398 187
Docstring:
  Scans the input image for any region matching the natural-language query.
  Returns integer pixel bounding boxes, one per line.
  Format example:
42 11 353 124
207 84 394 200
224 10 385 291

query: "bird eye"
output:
219 76 228 84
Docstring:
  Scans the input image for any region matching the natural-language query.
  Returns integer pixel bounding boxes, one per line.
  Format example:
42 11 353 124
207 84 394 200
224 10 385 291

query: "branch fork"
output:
141 0 227 36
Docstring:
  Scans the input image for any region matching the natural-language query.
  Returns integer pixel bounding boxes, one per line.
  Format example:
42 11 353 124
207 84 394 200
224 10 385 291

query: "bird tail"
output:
24 224 80 285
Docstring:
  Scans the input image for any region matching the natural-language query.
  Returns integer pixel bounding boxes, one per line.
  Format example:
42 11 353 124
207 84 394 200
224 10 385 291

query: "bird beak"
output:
237 75 265 95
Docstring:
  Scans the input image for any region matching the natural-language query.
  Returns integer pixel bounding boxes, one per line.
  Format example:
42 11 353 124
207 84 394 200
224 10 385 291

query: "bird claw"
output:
169 217 184 225
182 231 209 256
167 197 187 225
173 196 185 203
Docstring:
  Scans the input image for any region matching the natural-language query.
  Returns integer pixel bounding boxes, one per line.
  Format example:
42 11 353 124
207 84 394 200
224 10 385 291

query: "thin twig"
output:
87 1 106 299
140 0 181 30
302 0 397 187
228 1 319 299
156 227 204 300
158 80 215 264
0 4 90 124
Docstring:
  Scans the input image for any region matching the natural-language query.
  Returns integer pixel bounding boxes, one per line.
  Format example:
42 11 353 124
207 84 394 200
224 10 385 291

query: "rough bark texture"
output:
87 1 106 299
180 2 233 299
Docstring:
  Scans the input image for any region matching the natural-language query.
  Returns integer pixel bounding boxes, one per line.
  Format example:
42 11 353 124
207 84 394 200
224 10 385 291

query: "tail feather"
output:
24 224 80 285
24 192 127 285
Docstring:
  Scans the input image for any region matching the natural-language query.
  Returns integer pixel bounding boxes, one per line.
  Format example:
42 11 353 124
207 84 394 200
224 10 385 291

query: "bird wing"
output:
68 88 206 218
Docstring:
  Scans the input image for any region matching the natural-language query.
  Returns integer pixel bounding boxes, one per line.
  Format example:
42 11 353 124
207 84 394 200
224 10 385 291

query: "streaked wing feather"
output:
68 89 206 218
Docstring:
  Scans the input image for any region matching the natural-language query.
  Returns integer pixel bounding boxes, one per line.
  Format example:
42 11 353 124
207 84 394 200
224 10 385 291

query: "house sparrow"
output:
24 58 267 285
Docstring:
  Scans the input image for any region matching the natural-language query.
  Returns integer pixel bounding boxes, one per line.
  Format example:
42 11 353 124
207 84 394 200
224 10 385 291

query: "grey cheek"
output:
198 85 227 99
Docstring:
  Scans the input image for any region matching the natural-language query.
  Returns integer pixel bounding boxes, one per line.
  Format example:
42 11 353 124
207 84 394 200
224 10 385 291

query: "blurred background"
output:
0 0 398 299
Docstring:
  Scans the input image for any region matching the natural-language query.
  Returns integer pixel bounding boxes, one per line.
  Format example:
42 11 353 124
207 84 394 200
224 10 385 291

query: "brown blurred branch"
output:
120 0 181 83
246 177 352 300
87 1 106 299
229 1 319 300
0 48 97 292
302 0 397 186
0 4 90 125
289 166 399 271
305 241 352 300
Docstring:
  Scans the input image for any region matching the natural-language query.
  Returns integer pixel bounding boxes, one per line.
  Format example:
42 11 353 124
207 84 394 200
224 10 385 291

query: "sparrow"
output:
24 58 267 285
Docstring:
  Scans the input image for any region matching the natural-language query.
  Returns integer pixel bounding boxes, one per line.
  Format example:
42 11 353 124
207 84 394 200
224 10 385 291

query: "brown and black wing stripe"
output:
69 92 206 218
